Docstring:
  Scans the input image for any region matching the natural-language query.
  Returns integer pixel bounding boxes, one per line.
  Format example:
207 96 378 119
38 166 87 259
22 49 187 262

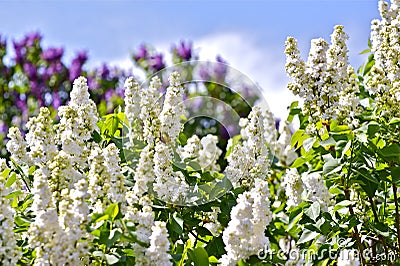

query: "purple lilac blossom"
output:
175 41 192 61
88 77 100 90
105 89 114 102
149 53 165 72
214 55 227 81
275 118 281 131
134 44 148 61
13 40 25 63
25 32 42 47
41 47 64 61
99 63 110 79
69 50 88 81
23 62 37 79
52 92 61 109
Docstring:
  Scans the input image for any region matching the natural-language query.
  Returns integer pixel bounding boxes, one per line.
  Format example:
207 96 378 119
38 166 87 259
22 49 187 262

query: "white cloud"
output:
108 32 297 120
193 32 297 120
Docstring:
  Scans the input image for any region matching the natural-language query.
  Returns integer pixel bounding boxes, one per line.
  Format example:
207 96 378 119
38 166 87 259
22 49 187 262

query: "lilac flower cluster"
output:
0 32 127 157
133 44 166 73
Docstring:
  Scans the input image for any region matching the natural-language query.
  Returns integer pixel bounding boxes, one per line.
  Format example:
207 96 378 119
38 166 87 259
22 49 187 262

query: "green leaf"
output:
123 248 135 257
170 212 184 235
287 211 303 231
197 226 212 237
303 137 316 152
389 117 400 125
305 202 320 221
359 48 371 55
363 57 375 76
379 143 400 163
5 172 16 188
238 259 249 266
192 247 209 266
381 143 400 157
323 158 341 175
103 114 120 136
205 236 225 257
291 130 308 149
105 229 122 247
297 229 320 244
358 178 378 197
333 200 354 212
187 161 202 172
93 250 104 257
372 222 389 237
92 130 102 143
291 152 315 168
209 256 219 263
287 101 300 122
105 254 120 265
178 239 192 266
367 123 380 137
1 168 11 179
319 137 336 147
94 214 109 223
105 203 120 221
391 167 400 184
224 135 241 159
14 216 31 227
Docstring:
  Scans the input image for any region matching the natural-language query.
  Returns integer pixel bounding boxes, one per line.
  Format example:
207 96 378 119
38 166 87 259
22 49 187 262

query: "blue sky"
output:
0 0 380 118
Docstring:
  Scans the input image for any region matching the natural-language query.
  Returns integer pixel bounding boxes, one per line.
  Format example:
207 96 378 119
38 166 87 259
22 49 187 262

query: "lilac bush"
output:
0 32 127 156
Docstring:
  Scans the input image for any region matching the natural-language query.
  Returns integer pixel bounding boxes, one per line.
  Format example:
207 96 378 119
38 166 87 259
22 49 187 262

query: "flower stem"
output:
392 183 400 251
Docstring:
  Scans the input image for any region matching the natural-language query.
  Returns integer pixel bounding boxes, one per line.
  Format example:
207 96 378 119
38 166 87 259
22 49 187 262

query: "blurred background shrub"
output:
0 32 261 158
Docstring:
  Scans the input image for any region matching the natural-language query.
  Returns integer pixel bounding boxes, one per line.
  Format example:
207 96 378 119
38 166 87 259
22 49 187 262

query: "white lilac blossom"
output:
6 127 30 165
302 172 333 211
283 168 304 209
178 134 222 172
275 121 298 166
0 173 22 265
177 135 201 160
140 76 162 145
103 144 126 203
124 194 155 265
132 145 155 199
220 178 272 266
262 109 297 166
159 72 185 144
57 180 90 264
124 77 142 126
198 134 222 172
0 158 7 171
25 107 58 165
124 77 142 142
28 168 64 265
225 143 249 187
88 144 126 213
262 109 278 146
225 106 270 187
67 76 99 136
145 221 172 266
88 146 109 213
367 0 400 117
153 141 189 203
48 151 84 203
285 26 360 132
56 77 99 168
